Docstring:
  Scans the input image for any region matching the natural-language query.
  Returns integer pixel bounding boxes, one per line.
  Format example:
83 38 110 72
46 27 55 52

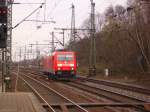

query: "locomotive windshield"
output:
57 54 73 61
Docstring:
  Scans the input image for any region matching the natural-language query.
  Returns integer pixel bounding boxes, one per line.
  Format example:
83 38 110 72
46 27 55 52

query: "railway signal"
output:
0 24 7 48
0 5 7 48
0 6 7 23
0 0 6 5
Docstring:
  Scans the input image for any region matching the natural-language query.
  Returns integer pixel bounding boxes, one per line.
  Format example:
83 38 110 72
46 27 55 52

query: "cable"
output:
54 34 64 46
12 3 44 29
12 3 44 4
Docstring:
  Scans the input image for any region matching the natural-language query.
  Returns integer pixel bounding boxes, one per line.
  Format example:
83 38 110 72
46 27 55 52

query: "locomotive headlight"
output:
71 67 74 70
58 67 61 70
70 64 74 67
57 64 62 67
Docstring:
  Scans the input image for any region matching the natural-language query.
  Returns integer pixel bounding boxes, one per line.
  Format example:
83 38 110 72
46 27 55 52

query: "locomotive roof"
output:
52 51 75 55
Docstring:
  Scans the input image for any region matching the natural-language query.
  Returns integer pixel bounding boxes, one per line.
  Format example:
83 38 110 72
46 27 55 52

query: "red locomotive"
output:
42 51 77 79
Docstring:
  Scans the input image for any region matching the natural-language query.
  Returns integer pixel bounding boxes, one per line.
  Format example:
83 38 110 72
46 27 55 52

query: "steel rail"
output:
42 102 150 108
77 76 150 95
16 69 150 102
66 81 146 103
13 68 150 102
20 73 89 112
19 69 150 94
13 69 150 112
13 72 56 112
63 81 150 112
32 72 150 112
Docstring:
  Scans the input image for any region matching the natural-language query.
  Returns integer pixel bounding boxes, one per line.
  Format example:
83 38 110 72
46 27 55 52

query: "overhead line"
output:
12 3 44 4
24 19 56 24
12 3 45 29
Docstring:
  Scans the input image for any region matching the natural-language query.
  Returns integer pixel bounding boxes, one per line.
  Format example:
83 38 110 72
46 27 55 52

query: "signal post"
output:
0 0 12 91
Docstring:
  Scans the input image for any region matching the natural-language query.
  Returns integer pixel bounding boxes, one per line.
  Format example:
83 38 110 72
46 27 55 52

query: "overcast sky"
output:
12 0 127 60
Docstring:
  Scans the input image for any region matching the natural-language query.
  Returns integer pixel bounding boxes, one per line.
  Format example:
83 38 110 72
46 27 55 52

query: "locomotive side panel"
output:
42 56 49 73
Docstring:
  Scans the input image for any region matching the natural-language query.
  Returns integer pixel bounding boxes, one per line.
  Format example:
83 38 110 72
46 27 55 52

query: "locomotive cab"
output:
54 52 77 78
56 53 76 75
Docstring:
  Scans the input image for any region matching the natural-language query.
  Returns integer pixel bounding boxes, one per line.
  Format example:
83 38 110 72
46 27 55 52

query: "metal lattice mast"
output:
5 0 13 89
89 0 96 76
51 32 55 52
70 4 76 49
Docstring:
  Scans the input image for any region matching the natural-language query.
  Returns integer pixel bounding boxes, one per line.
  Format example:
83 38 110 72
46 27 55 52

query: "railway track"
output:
69 77 150 102
14 69 150 112
13 72 120 112
24 69 150 103
22 70 150 102
17 73 89 112
77 76 150 96
64 81 146 103
62 81 150 111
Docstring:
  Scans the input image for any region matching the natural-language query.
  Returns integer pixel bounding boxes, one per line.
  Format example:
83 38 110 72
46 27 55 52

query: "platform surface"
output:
0 92 46 112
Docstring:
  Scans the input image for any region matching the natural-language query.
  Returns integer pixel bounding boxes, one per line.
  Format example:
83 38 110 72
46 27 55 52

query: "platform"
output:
0 92 46 112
